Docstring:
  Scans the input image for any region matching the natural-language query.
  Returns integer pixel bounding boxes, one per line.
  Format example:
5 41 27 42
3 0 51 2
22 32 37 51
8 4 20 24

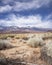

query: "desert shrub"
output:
0 40 13 50
0 57 26 65
0 52 7 65
22 37 28 40
15 37 20 39
41 41 52 65
7 37 12 40
27 37 45 48
44 41 52 57
8 35 14 38
27 34 36 38
0 36 7 40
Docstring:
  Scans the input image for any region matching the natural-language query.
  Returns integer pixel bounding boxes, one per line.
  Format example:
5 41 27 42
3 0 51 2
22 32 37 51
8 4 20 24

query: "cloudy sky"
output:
0 0 52 28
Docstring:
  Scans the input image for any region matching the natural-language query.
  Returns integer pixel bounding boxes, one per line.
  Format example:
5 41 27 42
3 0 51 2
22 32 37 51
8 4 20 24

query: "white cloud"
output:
45 13 52 20
0 14 52 28
0 0 52 29
1 0 13 4
35 21 52 28
0 0 51 13
0 5 12 13
13 0 51 11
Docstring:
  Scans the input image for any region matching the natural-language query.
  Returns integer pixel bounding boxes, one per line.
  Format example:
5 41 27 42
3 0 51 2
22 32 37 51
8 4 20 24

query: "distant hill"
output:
0 26 52 33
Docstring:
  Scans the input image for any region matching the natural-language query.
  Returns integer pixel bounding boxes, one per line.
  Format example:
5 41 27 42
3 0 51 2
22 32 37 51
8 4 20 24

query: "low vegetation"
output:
41 41 52 65
0 40 13 50
0 32 52 65
27 37 45 48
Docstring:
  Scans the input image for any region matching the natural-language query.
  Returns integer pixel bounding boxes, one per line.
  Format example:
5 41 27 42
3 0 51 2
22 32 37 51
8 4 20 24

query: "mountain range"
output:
0 26 52 33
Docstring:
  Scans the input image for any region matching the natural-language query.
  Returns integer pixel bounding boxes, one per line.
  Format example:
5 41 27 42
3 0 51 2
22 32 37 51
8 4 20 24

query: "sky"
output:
0 0 52 28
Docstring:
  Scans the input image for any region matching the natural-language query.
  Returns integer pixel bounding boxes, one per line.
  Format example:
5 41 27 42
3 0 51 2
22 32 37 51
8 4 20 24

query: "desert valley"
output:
0 31 52 65
0 0 52 65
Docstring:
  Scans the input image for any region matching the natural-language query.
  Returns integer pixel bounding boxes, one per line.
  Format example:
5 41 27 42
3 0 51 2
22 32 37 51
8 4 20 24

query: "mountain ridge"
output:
0 26 52 33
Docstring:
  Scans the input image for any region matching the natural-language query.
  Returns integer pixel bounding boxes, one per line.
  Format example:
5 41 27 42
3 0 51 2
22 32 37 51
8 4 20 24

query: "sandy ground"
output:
0 32 52 65
0 38 47 65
